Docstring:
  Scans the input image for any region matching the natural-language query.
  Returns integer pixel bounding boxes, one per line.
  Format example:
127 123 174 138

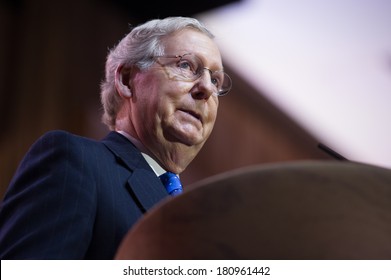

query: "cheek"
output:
166 81 191 99
206 98 219 124
157 83 190 116
133 74 164 109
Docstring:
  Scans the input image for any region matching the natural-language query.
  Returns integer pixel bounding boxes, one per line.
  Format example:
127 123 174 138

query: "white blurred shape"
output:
198 0 391 168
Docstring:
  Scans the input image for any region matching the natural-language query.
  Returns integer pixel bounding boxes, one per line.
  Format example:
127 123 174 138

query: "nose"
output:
190 68 215 100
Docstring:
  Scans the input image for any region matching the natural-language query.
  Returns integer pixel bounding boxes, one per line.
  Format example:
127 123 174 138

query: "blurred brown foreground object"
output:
115 161 391 259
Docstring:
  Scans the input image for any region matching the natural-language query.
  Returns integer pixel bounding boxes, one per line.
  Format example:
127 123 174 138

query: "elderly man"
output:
0 16 231 259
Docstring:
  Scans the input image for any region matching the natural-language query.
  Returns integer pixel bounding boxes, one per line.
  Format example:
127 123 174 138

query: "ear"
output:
115 65 132 98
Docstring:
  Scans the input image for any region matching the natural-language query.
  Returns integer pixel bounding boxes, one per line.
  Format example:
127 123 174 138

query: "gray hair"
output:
100 16 215 130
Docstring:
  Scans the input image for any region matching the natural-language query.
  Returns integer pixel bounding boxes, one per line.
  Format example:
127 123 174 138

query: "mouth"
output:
179 109 202 123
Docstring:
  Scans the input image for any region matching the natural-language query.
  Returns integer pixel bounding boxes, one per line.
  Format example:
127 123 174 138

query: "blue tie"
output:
159 172 183 196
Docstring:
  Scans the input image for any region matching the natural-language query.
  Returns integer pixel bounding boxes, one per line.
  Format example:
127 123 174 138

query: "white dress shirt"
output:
116 130 166 176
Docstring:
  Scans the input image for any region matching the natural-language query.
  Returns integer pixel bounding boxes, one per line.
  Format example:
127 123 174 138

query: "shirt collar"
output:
116 130 166 176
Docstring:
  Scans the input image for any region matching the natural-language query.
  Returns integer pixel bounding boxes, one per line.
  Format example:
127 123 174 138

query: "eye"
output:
177 59 196 73
211 73 223 88
211 77 219 87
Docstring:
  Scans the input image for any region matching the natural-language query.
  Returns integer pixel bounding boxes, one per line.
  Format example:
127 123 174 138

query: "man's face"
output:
128 29 222 167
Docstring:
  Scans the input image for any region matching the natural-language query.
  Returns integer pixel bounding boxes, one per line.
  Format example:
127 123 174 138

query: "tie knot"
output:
159 171 183 196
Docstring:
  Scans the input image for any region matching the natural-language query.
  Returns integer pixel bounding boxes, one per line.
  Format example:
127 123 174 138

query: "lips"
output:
179 109 202 123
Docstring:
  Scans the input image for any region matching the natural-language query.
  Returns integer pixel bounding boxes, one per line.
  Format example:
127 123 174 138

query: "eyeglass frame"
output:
151 53 232 97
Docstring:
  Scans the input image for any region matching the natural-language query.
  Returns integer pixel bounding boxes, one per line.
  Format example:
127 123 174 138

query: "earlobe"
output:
115 65 132 98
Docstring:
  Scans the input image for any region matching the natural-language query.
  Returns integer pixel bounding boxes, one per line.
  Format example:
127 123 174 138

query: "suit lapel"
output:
127 169 169 212
101 131 168 212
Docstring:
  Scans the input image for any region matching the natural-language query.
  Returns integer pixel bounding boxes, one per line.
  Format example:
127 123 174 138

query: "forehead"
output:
161 29 223 69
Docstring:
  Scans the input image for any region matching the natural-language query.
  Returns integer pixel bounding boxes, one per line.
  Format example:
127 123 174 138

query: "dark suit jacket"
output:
0 130 169 259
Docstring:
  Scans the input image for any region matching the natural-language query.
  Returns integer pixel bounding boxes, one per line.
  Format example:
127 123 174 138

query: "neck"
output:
152 142 201 174
115 115 202 174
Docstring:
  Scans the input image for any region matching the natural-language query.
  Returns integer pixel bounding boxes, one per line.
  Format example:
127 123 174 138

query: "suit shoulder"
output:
33 130 104 149
21 130 106 165
38 130 97 143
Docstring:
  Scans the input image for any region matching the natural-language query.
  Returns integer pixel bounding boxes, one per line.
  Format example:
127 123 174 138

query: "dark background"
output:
0 0 331 198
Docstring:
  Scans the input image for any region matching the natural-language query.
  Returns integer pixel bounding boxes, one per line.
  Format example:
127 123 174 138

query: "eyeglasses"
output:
154 53 232 96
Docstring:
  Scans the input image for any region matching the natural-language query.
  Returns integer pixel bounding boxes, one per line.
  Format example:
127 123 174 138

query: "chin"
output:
178 136 205 147
165 127 207 147
181 129 212 147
